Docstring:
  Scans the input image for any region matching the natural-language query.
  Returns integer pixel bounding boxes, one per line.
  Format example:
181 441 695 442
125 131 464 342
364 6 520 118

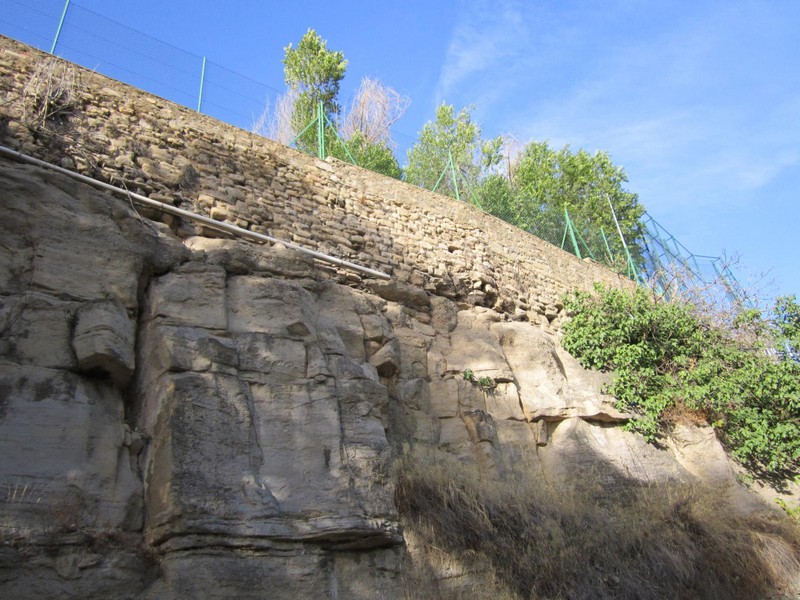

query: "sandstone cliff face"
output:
0 159 770 598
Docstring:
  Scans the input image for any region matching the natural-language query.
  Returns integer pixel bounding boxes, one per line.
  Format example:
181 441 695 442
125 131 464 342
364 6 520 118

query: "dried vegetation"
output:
396 452 800 600
21 57 82 134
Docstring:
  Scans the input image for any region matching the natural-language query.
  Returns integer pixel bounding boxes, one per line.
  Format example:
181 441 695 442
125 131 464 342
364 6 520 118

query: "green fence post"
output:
317 102 325 159
564 208 582 259
606 195 639 281
448 150 461 202
288 114 319 149
322 112 358 165
197 56 207 112
50 0 71 55
432 160 448 193
600 227 615 263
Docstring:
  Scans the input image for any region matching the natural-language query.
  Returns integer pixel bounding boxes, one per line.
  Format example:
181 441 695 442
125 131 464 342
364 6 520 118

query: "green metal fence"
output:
0 0 744 307
3 0 283 132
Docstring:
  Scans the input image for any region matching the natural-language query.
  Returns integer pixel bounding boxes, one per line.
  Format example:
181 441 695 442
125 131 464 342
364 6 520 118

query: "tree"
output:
405 103 483 198
279 35 405 177
510 142 647 263
282 29 348 153
341 77 410 147
330 78 407 178
349 135 402 179
773 295 800 359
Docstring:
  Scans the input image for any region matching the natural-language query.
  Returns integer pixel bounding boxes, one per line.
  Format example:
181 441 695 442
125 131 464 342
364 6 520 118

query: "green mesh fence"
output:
1 0 744 307
1 0 282 132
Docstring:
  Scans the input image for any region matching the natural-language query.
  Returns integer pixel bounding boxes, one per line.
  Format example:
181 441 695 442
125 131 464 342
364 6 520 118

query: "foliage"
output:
562 284 800 479
461 369 497 391
279 35 405 177
282 28 348 153
405 103 484 197
479 141 647 264
396 450 800 600
774 294 800 360
328 130 402 178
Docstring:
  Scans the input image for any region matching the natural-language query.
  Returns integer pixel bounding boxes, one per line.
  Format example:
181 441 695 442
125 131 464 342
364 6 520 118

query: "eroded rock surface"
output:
0 159 781 598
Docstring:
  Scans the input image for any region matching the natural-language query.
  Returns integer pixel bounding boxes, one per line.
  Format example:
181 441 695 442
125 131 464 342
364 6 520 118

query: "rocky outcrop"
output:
28 137 800 600
2 157 783 598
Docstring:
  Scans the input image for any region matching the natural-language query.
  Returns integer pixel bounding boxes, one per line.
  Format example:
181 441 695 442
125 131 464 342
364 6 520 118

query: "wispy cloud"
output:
431 1 800 292
434 0 528 105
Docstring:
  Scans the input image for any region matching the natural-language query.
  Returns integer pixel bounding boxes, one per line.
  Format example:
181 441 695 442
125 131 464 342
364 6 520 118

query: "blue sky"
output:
4 0 799 298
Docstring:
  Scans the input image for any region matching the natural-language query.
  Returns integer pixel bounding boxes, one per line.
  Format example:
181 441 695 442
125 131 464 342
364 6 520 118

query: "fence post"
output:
564 208 582 259
606 194 639 281
317 102 325 159
50 0 71 55
448 150 461 202
197 56 207 112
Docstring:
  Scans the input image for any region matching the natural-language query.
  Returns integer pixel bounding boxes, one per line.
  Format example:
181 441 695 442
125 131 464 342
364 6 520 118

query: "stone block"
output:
147 264 227 329
72 300 135 387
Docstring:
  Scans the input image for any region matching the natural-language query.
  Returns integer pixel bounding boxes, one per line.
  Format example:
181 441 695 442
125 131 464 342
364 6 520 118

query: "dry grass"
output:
21 57 82 134
395 451 800 600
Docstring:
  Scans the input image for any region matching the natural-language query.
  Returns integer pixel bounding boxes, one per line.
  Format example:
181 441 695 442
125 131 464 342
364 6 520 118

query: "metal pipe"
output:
0 145 391 280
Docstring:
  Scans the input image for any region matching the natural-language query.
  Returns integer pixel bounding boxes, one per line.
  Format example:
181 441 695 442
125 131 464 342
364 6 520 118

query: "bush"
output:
562 284 800 479
395 452 800 600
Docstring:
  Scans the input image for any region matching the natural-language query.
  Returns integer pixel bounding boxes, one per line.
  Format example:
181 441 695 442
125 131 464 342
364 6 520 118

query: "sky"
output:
4 0 799 299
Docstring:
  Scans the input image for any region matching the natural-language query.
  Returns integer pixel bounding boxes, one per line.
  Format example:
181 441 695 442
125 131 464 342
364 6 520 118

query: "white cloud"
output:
430 2 800 292
434 0 528 103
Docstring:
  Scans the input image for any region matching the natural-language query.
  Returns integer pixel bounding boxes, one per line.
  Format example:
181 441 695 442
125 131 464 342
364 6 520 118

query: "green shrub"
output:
562 284 800 479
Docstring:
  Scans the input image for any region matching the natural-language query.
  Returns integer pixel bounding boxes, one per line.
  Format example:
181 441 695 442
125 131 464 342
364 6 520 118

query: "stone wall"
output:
0 36 793 600
0 35 631 330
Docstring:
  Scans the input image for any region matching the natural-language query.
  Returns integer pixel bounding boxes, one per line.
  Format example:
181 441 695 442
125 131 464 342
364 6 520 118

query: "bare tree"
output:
341 77 410 148
252 88 297 145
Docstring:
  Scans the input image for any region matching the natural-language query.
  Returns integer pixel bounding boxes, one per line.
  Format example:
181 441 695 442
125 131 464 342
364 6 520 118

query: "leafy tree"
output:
328 131 402 179
405 103 483 197
562 284 800 479
281 36 404 177
513 142 647 261
773 295 800 359
283 28 348 153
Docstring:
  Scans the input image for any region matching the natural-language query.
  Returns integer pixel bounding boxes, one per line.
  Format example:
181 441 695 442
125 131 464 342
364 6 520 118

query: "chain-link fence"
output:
1 0 743 306
2 0 282 132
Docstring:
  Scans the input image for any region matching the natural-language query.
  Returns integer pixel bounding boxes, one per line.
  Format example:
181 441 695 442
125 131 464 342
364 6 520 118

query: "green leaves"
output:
405 103 482 197
283 28 347 115
513 142 646 262
328 131 402 179
563 284 800 479
283 29 347 154
774 295 800 359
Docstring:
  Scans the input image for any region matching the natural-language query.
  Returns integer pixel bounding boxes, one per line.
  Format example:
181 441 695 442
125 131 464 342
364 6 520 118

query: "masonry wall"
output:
0 36 632 329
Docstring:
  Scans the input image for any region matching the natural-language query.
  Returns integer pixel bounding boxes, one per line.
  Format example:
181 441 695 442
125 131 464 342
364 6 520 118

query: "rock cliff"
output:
0 158 778 598
1 36 796 599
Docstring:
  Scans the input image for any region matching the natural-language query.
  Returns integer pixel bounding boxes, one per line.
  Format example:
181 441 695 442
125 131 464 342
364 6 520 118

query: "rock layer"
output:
0 35 793 597
0 152 787 599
